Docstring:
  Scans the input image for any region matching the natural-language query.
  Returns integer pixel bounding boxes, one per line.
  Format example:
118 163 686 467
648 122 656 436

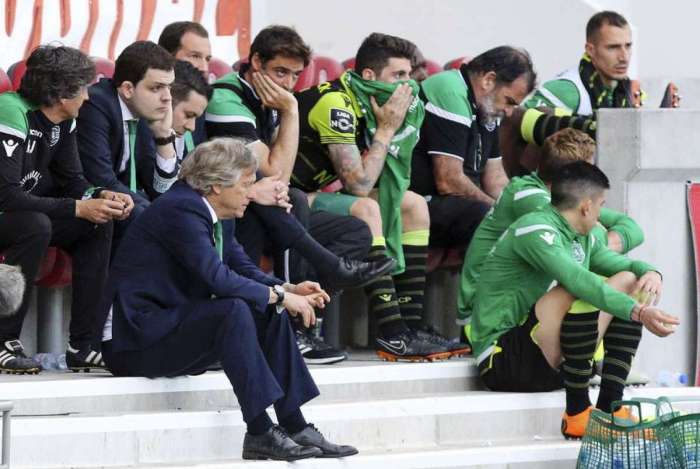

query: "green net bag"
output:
577 398 680 469
656 396 700 468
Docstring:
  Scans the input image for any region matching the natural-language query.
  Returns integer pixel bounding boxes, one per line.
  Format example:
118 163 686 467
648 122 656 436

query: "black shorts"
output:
427 195 490 249
478 306 563 392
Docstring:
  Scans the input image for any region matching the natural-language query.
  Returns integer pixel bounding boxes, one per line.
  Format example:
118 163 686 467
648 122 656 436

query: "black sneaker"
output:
375 331 451 362
0 340 41 374
296 330 347 365
66 345 107 372
413 325 471 358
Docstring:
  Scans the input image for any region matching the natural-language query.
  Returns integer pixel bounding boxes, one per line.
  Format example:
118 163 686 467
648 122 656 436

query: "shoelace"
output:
271 425 290 440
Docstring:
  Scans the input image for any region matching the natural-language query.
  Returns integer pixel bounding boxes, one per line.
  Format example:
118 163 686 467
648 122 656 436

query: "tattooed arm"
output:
325 84 414 197
327 139 390 197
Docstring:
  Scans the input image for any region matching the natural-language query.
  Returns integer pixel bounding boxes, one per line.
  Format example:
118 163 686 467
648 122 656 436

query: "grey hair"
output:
178 138 258 195
0 264 25 317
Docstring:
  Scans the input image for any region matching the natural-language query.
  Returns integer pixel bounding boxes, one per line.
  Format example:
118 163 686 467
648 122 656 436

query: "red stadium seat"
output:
91 57 115 82
0 68 11 93
444 56 473 70
35 248 72 288
7 60 26 90
207 57 233 84
424 59 442 77
232 58 248 72
294 55 344 92
342 58 355 71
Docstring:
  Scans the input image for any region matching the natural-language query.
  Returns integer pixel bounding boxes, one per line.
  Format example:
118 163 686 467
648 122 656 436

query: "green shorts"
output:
311 192 359 216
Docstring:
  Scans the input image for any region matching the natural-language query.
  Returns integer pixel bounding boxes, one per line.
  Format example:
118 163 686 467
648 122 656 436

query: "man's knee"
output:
16 212 53 244
400 191 430 227
349 197 381 224
607 271 637 294
222 299 257 332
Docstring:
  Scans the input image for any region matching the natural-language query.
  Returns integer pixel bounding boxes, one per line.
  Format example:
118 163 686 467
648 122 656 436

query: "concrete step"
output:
111 440 582 469
10 390 573 468
14 386 700 468
1 352 479 415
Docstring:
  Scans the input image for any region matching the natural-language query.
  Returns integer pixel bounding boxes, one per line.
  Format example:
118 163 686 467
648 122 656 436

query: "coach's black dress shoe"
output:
289 423 359 458
242 425 322 461
324 256 396 291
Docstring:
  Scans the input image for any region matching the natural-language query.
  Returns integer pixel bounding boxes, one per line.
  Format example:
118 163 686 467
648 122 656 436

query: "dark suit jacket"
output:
77 78 151 208
138 115 207 200
104 180 283 352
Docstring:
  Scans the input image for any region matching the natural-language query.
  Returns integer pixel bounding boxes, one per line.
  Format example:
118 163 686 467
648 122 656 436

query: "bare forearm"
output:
438 174 494 204
264 110 299 182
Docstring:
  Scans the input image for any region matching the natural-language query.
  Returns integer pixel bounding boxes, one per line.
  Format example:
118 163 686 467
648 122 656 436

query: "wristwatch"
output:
273 285 285 305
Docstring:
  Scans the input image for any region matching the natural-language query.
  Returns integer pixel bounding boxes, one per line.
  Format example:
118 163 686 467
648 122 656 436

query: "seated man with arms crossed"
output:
100 138 358 461
0 45 133 373
471 161 678 439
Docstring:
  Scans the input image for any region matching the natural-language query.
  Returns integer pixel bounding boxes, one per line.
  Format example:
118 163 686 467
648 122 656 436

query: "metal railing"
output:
0 401 11 469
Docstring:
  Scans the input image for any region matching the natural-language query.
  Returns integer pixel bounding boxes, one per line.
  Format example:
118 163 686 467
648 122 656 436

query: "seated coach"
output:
100 138 357 461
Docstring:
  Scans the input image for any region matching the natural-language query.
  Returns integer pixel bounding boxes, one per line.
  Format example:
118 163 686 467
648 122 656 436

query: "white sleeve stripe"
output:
425 102 473 127
427 150 464 161
0 124 26 140
513 188 549 201
514 224 556 237
204 113 257 127
537 87 573 113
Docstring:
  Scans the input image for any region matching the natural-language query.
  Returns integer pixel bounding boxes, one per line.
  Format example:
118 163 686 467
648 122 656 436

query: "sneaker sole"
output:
376 350 452 362
69 367 108 373
0 366 40 375
448 347 471 358
303 355 348 365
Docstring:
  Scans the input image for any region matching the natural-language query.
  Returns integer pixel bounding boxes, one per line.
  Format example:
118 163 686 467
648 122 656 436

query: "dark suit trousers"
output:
103 298 320 423
0 211 113 348
236 188 371 283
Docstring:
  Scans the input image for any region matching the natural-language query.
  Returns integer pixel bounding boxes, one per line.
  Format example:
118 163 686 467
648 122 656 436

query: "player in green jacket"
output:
472 161 678 439
458 128 643 324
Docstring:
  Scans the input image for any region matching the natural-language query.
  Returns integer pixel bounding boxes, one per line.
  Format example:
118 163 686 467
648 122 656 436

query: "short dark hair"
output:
551 161 610 210
466 46 537 94
586 11 628 41
18 45 95 107
539 128 596 183
113 41 175 87
354 33 416 75
158 21 209 55
171 60 210 104
248 25 312 67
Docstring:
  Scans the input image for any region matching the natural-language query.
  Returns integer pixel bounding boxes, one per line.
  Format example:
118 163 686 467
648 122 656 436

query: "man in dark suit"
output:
76 41 177 242
101 138 358 461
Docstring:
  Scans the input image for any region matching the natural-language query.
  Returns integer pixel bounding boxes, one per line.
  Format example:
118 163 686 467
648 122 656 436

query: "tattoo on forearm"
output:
328 143 386 195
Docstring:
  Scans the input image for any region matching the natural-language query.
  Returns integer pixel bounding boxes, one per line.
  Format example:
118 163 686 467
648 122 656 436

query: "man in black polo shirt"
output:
410 46 536 251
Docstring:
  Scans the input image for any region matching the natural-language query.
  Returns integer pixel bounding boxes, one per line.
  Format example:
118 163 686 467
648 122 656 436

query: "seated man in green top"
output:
523 11 634 115
458 128 643 327
471 161 678 439
292 33 466 361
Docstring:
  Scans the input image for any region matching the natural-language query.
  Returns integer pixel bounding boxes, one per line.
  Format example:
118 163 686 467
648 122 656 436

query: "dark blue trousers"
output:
103 299 319 423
